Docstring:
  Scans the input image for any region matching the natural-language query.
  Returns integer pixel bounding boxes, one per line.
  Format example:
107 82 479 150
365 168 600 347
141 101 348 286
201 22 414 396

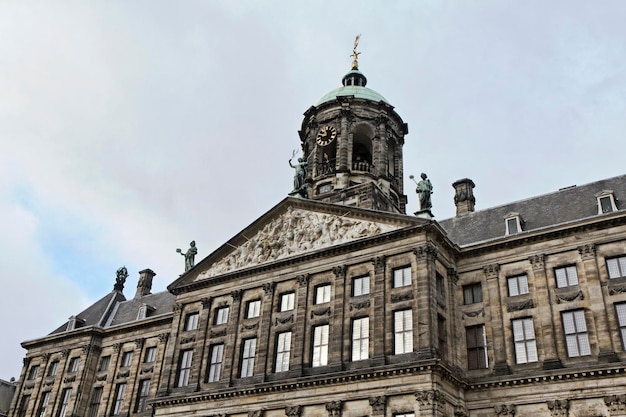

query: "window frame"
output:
177 349 194 387
58 388 72 417
466 324 488 370
240 338 257 378
87 387 103 417
120 351 133 368
505 213 523 235
596 190 617 214
275 331 292 372
111 383 126 416
351 317 370 361
279 292 295 312
312 324 329 367
512 317 538 364
184 312 200 331
562 310 591 357
68 357 79 373
134 379 151 413
507 274 529 297
607 256 626 279
392 266 412 288
246 300 261 318
46 360 59 377
555 265 579 288
207 344 224 383
394 309 413 355
27 365 39 381
463 283 483 304
352 275 370 297
97 355 110 372
616 303 626 350
214 306 229 325
144 347 157 364
36 391 50 417
17 394 30 417
315 284 331 304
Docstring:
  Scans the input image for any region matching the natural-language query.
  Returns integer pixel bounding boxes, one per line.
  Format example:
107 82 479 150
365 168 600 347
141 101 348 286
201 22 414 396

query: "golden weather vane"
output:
350 34 361 70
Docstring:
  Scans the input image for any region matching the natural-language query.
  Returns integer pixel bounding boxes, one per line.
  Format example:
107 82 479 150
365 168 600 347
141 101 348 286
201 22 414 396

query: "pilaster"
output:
258 282 276 379
483 264 509 374
371 256 386 360
369 396 386 417
413 244 438 359
224 290 243 383
415 389 445 417
292 274 310 373
330 266 347 367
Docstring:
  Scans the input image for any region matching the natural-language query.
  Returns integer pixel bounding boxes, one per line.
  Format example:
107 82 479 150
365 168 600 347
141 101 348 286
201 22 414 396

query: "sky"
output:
1 0 626 380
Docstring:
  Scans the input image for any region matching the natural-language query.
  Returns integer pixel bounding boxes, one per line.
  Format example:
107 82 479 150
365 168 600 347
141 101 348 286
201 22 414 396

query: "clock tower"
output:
297 39 408 214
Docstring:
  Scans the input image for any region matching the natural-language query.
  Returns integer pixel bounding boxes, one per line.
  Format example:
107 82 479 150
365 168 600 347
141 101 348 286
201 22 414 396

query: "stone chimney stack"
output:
453 178 476 216
135 269 156 299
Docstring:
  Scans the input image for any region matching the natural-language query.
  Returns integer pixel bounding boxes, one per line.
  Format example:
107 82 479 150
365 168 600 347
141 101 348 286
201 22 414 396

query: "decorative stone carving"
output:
555 290 584 304
134 338 145 349
285 405 302 417
275 315 294 325
604 394 626 413
117 370 130 379
454 405 469 417
242 322 259 331
350 300 371 311
547 399 569 416
201 297 212 309
506 299 534 312
369 396 386 413
180 335 196 344
608 285 626 295
63 375 76 384
390 291 413 303
198 209 396 279
61 348 70 358
231 290 243 301
413 243 438 262
263 282 276 295
415 389 443 407
311 307 331 319
140 365 154 374
95 374 107 382
372 256 386 271
483 264 500 278
82 344 92 355
494 404 515 415
325 400 343 417
528 254 545 270
447 267 459 284
173 303 183 315
210 329 227 338
297 274 310 287
158 333 170 344
333 265 346 279
43 379 54 387
23 381 35 390
42 352 51 361
248 411 262 417
578 244 596 260
462 309 484 319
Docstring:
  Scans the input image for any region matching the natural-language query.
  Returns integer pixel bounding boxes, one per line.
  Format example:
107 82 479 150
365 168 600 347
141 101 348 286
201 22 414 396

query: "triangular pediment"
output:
169 198 427 290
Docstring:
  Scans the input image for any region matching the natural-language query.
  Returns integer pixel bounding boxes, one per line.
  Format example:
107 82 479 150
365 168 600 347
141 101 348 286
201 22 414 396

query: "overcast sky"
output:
1 1 626 380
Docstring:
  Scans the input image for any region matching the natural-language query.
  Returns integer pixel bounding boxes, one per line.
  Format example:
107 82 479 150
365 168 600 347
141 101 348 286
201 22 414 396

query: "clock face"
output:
316 125 337 147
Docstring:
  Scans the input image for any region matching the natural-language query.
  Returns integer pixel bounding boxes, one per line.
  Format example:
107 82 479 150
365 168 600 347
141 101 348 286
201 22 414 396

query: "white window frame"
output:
68 357 79 373
184 312 199 331
36 391 50 417
353 275 370 296
177 349 193 387
352 317 369 361
315 285 331 304
207 344 224 383
121 351 133 368
507 274 529 296
607 256 626 279
215 306 229 325
280 293 295 312
135 379 150 413
247 300 261 318
144 347 156 363
394 310 413 354
58 388 72 417
47 360 58 377
275 332 292 372
596 190 617 214
555 265 579 288
393 266 412 288
27 365 39 381
97 356 110 372
112 383 126 416
312 325 329 367
512 318 538 364
616 303 626 350
240 338 257 377
504 212 523 235
562 310 591 357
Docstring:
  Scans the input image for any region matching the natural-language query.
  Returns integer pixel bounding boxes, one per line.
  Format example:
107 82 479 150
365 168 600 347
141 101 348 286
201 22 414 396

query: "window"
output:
394 310 413 354
436 273 445 299
353 275 370 296
555 265 579 288
87 387 102 417
97 355 110 372
36 391 50 417
240 338 257 377
215 306 229 325
466 325 488 370
562 310 590 357
616 303 626 349
121 351 133 368
144 347 156 363
207 344 224 383
463 283 482 304
512 318 537 364
68 357 79 373
437 315 447 359
275 332 292 372
46 360 58 377
312 325 329 367
177 349 193 387
17 395 30 417
505 213 522 235
184 312 199 331
58 388 72 417
393 266 411 288
135 379 151 413
27 365 39 380
352 317 369 361
315 285 331 304
112 383 126 416
607 256 626 279
507 274 529 296
280 293 295 312
247 300 261 318
596 191 617 214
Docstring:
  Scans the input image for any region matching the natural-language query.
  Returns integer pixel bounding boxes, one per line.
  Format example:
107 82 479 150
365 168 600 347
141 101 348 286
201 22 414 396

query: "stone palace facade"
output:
8 53 626 417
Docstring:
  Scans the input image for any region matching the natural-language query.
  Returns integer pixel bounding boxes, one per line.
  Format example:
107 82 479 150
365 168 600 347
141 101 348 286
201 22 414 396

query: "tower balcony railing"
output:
314 160 336 177
352 161 373 173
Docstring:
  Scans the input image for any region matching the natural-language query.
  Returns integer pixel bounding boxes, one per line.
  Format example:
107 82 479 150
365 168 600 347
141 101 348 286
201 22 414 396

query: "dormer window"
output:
66 315 85 331
504 212 523 235
136 303 155 321
596 190 617 214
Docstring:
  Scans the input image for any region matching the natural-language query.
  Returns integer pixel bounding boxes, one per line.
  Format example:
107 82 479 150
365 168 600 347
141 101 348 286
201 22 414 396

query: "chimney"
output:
135 269 156 299
453 178 476 216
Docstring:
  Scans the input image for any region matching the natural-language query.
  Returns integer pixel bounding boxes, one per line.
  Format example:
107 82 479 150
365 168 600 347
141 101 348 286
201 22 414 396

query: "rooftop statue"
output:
177 240 198 272
289 149 310 198
116 266 128 285
350 34 361 70
411 173 433 211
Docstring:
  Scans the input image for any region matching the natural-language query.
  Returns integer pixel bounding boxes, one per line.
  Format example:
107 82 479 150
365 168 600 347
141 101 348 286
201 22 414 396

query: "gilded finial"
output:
350 34 361 70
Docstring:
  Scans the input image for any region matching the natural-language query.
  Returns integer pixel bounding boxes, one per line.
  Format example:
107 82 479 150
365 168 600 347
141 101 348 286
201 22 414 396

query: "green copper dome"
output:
316 69 387 106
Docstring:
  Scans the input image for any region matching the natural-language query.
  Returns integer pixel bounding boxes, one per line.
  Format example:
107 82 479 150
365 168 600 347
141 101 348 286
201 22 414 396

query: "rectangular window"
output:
607 256 626 279
47 360 58 377
353 275 370 296
393 266 411 288
112 383 126 416
144 347 156 363
507 274 529 296
280 293 295 312
466 325 488 370
135 379 151 413
437 315 447 359
247 300 261 318
177 349 193 387
27 365 39 380
121 351 133 368
512 318 538 364
463 283 482 304
312 324 329 367
315 285 331 304
207 344 224 383
184 312 199 331
436 273 445 299
616 303 626 350
68 357 79 373
240 338 257 377
394 310 413 354
36 391 50 417
555 265 579 288
352 317 369 361
275 332 292 372
562 310 591 357
17 395 30 417
87 387 102 417
58 388 72 417
97 355 110 372
600 196 614 213
215 306 229 325
506 217 519 234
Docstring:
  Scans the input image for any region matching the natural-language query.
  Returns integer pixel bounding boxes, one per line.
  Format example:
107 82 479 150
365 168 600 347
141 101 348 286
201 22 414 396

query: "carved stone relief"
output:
547 399 569 417
326 401 343 417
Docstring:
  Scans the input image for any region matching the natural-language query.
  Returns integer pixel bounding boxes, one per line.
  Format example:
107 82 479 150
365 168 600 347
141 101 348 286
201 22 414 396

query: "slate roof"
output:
438 174 626 247
49 290 126 335
106 291 176 327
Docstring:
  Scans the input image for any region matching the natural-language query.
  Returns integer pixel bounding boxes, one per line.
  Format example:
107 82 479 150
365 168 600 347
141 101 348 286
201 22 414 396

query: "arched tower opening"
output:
352 124 374 173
